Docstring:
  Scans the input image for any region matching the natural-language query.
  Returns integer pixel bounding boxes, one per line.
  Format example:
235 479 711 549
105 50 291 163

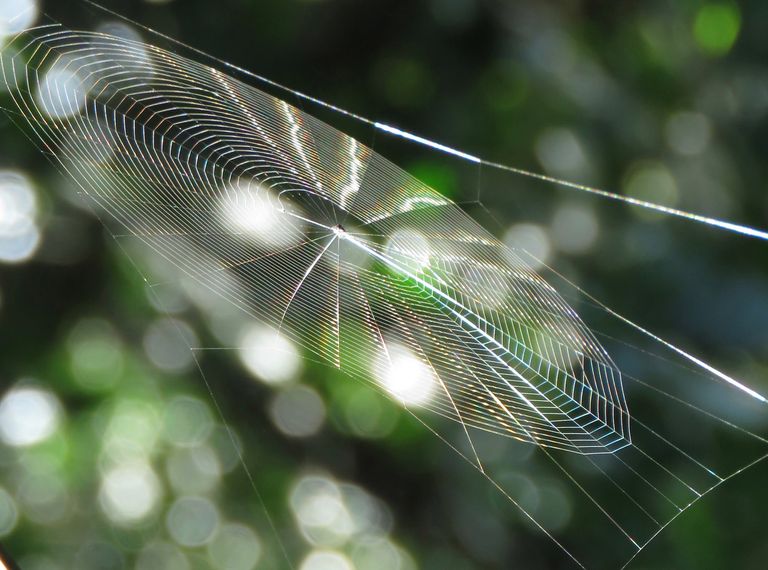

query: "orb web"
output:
1 14 767 569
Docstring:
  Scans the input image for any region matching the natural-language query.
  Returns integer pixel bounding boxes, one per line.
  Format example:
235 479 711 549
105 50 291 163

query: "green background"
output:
1 0 767 569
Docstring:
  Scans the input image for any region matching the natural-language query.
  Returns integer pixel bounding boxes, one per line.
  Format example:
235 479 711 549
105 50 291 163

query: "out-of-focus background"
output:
1 0 768 569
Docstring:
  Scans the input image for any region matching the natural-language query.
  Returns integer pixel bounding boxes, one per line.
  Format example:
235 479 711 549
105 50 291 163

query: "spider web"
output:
1 16 767 569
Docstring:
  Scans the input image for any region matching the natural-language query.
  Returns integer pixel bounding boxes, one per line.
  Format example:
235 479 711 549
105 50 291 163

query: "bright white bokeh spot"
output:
385 229 430 272
238 325 301 385
36 64 87 120
99 461 162 525
290 475 354 546
207 523 262 570
0 486 19 537
550 202 599 255
166 496 220 547
269 385 326 438
300 550 354 570
290 474 391 549
0 384 61 447
0 224 39 263
503 223 551 271
0 171 40 263
376 345 436 407
220 180 304 249
665 111 712 156
0 171 34 222
0 0 38 42
143 317 197 374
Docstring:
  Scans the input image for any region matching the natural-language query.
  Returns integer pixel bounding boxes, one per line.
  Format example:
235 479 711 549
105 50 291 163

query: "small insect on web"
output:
1 4 767 569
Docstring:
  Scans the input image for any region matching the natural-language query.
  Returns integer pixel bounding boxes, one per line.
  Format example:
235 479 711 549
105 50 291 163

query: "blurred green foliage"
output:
1 0 768 569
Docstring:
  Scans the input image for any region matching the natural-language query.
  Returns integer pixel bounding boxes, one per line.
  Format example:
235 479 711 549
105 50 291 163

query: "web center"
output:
331 223 347 238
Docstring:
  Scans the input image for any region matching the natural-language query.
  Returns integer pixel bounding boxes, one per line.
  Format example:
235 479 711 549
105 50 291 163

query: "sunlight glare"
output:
0 384 61 447
0 171 40 263
0 0 38 43
99 461 162 525
220 180 304 249
376 345 436 407
238 325 301 385
36 62 87 120
300 550 354 570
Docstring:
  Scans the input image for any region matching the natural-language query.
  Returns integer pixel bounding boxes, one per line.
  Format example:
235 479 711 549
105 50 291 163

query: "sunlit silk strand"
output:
522 251 768 405
17 0 766 416
82 0 768 244
375 123 768 242
6 10 768 567
1 23 634 455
